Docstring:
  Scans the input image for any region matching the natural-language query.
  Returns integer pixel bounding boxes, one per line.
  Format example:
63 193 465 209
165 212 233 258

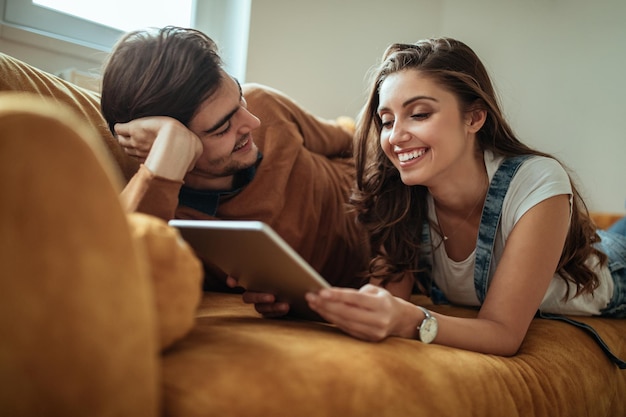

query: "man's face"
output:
185 74 261 190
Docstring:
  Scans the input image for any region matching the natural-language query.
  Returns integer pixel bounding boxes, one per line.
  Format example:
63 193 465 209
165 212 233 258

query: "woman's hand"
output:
306 284 418 342
225 276 290 318
115 116 203 181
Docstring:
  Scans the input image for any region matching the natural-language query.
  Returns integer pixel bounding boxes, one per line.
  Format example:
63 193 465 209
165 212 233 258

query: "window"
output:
3 0 194 50
1 0 251 80
33 0 194 33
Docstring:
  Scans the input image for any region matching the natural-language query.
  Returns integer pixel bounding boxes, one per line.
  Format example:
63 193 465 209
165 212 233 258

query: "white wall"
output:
1 0 624 212
246 0 443 119
246 0 626 213
436 0 626 214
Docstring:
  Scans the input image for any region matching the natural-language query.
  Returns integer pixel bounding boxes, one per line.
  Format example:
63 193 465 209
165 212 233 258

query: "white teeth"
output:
398 148 426 162
234 138 248 151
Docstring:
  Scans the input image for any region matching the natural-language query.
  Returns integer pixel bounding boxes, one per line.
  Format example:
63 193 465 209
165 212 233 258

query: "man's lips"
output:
233 135 250 152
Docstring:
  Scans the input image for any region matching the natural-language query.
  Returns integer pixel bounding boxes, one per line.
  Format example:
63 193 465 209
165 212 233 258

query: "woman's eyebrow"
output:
378 95 438 114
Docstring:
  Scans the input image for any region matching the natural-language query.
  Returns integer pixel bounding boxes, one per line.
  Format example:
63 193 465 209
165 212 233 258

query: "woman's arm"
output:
306 194 571 355
456 193 571 354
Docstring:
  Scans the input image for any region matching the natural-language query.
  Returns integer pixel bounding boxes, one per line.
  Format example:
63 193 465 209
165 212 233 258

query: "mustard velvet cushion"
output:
0 93 159 416
161 292 626 417
127 212 203 350
0 50 204 351
0 52 139 181
591 212 624 230
0 92 204 415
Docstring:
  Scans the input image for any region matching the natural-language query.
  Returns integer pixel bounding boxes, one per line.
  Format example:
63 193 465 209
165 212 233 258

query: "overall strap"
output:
538 312 626 369
420 220 449 304
474 155 529 302
473 155 626 369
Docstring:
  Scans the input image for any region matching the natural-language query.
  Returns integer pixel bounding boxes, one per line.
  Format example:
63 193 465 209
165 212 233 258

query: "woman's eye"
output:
381 119 393 129
412 113 430 120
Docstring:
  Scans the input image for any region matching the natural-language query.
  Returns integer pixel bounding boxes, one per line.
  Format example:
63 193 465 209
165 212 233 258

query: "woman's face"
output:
377 69 479 187
187 74 261 190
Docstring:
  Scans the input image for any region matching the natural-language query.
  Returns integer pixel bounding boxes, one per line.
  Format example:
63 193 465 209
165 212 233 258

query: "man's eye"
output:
215 122 232 137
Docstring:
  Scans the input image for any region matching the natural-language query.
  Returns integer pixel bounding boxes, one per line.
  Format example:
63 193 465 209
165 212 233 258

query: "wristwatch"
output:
416 306 438 344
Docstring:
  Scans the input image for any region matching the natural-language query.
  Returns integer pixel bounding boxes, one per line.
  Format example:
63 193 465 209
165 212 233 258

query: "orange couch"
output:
1 53 625 417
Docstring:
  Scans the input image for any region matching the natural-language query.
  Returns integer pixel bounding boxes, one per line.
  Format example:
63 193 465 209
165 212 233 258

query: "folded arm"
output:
117 117 202 219
306 194 571 355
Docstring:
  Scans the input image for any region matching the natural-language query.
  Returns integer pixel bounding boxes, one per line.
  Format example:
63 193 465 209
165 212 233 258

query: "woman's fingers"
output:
306 285 397 341
308 296 389 341
314 285 387 310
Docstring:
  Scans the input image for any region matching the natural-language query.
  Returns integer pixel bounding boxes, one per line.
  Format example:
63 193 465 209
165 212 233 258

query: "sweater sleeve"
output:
243 83 354 158
120 164 183 220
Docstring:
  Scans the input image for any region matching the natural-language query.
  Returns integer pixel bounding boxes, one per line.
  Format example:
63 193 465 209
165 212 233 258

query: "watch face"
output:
419 317 438 344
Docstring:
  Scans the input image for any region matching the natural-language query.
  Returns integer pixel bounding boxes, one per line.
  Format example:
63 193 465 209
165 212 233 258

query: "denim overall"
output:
421 155 626 368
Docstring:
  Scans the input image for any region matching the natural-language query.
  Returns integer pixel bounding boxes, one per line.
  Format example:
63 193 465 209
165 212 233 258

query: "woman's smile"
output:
396 147 428 164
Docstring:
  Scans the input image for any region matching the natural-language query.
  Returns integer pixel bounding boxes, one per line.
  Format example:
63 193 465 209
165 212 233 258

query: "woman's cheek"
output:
379 134 391 155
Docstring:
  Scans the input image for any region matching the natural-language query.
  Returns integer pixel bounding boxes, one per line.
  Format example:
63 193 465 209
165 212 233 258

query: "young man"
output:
100 26 368 314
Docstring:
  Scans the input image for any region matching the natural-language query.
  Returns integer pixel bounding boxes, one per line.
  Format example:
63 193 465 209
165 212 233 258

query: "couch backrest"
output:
0 53 139 182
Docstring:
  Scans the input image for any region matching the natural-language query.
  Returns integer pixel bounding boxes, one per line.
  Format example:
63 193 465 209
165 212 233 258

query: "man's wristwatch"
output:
416 306 438 344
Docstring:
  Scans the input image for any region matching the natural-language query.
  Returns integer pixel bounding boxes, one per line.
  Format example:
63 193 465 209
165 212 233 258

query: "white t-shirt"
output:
427 151 613 315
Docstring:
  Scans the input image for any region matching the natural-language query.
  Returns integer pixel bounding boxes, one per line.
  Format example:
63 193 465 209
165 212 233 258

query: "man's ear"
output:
465 108 487 133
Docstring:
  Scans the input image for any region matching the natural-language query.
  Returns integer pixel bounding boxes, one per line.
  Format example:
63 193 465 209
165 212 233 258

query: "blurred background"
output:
1 0 624 213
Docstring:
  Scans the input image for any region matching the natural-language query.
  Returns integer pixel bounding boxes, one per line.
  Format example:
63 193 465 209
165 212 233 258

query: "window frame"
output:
3 0 123 51
0 0 251 80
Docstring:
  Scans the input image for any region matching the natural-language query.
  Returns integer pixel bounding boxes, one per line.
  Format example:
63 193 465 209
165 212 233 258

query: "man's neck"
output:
183 174 234 192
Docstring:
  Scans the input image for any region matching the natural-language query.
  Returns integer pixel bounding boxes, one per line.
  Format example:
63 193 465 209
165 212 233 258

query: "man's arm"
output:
243 83 354 157
117 117 202 220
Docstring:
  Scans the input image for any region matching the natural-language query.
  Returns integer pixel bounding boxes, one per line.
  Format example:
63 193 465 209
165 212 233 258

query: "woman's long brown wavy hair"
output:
351 38 605 299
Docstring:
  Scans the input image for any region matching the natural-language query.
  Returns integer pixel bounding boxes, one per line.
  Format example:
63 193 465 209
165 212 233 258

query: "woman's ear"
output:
465 108 487 133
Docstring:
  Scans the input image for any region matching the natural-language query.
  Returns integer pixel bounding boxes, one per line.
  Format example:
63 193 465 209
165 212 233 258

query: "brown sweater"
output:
121 84 369 287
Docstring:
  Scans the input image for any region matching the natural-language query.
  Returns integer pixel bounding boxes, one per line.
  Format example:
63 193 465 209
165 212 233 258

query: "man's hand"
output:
226 276 290 318
115 116 203 181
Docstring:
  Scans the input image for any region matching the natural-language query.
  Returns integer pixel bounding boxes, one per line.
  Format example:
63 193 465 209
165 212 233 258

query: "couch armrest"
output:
590 212 623 230
0 93 159 416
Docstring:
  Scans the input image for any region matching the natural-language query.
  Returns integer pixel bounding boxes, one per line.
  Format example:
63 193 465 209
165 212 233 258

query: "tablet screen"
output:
169 219 330 320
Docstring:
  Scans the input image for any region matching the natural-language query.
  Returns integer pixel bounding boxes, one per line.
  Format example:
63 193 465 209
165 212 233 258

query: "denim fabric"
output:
608 215 626 236
473 156 530 302
421 155 530 304
420 221 450 304
419 156 625 367
541 230 626 368
596 227 626 318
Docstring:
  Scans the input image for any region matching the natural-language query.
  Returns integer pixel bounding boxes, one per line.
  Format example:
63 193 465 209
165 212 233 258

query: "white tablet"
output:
169 219 330 320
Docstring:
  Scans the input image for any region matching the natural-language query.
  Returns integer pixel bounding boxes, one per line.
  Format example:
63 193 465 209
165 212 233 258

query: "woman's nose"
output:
388 122 410 145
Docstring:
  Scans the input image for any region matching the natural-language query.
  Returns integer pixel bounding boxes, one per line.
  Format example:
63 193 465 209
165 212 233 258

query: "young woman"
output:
305 38 626 357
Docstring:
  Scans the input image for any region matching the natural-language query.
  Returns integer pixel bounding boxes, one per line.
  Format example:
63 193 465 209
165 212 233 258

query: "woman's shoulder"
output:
493 153 573 232
484 151 568 182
